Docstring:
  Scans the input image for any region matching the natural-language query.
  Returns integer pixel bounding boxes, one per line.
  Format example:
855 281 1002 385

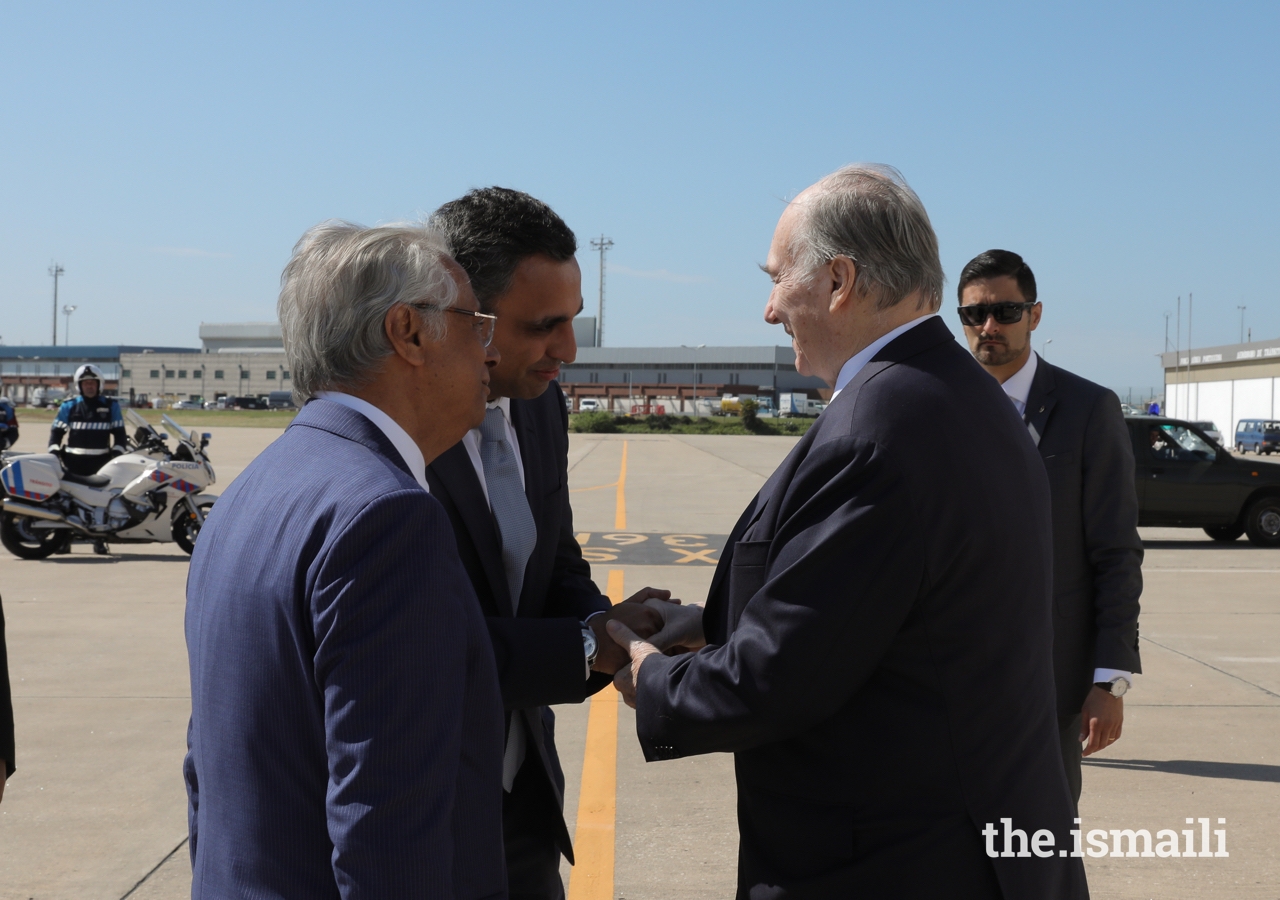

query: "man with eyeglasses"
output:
426 187 666 900
957 249 1143 805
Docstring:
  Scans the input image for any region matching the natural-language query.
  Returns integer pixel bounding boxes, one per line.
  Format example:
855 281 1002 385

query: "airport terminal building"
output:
6 320 825 411
0 344 198 405
1163 336 1280 434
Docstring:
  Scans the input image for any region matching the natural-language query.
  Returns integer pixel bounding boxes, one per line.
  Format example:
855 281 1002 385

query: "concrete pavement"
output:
1 427 1277 898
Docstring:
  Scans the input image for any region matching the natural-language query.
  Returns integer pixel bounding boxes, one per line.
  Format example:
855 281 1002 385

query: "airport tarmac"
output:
1 426 1278 899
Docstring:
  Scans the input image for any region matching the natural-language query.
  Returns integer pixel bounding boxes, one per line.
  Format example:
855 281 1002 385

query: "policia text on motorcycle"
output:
47 366 127 476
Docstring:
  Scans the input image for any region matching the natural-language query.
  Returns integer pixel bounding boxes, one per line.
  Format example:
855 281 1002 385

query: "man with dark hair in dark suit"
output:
608 166 1086 899
957 248 1143 804
427 187 665 900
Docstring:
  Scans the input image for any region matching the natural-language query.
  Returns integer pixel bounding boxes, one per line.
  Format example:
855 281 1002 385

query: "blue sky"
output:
2 1 1276 391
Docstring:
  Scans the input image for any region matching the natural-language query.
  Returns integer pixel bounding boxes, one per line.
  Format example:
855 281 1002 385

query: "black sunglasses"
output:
956 301 1037 327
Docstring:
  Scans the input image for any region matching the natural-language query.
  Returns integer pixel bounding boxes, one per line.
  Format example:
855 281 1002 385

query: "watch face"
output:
1110 679 1128 698
583 628 598 661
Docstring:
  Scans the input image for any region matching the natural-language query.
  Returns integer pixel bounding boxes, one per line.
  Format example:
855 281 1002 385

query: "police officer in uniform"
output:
0 397 17 452
48 365 127 476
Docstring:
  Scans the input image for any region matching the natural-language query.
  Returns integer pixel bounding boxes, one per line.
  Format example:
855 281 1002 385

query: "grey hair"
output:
790 164 945 312
278 220 459 402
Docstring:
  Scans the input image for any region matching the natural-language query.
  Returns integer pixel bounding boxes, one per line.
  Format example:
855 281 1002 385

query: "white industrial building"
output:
1163 337 1280 435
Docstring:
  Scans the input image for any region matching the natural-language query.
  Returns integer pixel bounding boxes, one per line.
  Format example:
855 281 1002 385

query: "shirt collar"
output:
314 391 429 492
1000 350 1039 409
487 395 512 422
831 314 936 399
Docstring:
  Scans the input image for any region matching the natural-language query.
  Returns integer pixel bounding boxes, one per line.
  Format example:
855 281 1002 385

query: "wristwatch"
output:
581 624 599 669
1094 677 1129 698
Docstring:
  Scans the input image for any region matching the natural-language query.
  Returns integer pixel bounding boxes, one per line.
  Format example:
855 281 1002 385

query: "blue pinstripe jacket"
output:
184 398 506 899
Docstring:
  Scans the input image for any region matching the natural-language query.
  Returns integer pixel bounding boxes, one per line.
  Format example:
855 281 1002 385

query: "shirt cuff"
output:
582 609 610 679
1093 668 1133 688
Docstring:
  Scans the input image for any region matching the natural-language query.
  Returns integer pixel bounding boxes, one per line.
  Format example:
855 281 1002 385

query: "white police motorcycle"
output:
0 410 217 559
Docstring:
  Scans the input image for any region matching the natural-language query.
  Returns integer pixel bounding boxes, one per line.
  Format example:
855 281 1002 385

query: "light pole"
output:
62 305 77 346
1042 339 1053 360
1238 305 1247 344
49 263 65 345
590 235 613 347
682 344 705 415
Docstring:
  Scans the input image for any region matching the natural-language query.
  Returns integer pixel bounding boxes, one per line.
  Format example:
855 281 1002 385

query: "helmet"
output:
75 364 104 390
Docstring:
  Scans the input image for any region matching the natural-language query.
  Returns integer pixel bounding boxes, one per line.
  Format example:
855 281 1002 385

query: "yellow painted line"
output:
569 481 619 494
614 441 628 530
567 569 624 900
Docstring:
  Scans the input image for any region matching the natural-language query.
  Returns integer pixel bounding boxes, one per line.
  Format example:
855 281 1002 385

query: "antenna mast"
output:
590 235 613 347
49 262 65 345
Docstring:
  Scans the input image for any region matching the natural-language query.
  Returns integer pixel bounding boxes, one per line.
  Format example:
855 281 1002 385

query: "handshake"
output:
589 588 707 707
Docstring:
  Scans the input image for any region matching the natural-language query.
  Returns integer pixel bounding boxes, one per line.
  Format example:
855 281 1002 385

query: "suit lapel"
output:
706 319 953 615
1022 354 1057 448
425 442 513 614
704 415 823 606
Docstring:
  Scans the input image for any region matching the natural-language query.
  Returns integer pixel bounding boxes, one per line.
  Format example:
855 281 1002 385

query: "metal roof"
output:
198 322 281 339
0 345 199 360
568 346 796 366
1161 337 1280 369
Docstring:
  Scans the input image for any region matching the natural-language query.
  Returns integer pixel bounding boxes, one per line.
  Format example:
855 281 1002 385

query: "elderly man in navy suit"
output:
184 221 507 898
609 166 1087 899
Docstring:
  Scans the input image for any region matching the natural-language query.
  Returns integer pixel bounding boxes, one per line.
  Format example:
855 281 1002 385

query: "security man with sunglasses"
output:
957 249 1142 805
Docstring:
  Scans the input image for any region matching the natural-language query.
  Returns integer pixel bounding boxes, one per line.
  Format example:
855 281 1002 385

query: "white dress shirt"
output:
315 392 429 492
830 314 937 400
461 397 524 507
1000 350 1039 418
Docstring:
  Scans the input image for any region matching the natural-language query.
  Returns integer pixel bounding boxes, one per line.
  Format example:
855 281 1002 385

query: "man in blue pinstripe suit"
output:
184 221 508 898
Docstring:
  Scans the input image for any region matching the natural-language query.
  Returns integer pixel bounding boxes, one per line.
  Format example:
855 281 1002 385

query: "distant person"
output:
957 249 1142 804
0 592 13 805
47 365 126 476
184 222 507 898
0 397 17 451
428 187 665 900
609 166 1084 898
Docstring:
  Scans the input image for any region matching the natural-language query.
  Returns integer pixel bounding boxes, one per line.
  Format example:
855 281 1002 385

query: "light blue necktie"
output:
479 407 536 613
479 406 537 790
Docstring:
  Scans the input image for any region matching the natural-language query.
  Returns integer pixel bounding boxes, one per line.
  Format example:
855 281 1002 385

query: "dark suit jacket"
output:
425 382 611 863
634 318 1085 899
1023 355 1143 715
0 593 13 778
184 399 506 899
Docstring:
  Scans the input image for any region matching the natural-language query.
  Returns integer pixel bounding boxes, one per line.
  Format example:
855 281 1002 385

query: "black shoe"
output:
93 539 109 556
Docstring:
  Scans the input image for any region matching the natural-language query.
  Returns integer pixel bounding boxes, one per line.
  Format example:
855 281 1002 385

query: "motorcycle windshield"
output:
161 414 193 443
124 408 163 443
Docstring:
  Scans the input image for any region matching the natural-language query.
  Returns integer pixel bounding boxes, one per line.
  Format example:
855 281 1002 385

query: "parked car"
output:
229 396 269 410
267 390 296 410
1128 415 1280 545
1234 419 1280 455
172 400 202 410
1192 420 1222 445
577 398 603 412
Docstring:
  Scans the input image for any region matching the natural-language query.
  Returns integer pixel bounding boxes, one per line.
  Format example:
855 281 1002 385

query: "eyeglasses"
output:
956 301 1037 328
446 307 497 347
411 302 497 347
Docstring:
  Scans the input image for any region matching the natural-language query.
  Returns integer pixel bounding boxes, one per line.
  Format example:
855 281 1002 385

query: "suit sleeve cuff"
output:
1094 668 1133 688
